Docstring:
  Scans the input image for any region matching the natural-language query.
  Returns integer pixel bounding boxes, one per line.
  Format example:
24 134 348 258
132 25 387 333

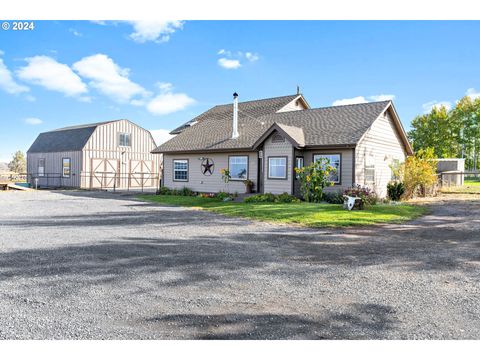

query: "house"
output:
27 119 160 189
152 93 413 198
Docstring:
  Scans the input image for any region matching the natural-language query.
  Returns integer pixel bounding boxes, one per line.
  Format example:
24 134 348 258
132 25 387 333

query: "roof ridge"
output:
50 119 126 132
214 94 299 107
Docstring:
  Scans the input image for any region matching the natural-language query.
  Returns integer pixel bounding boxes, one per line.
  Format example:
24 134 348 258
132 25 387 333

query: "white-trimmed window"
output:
229 156 248 180
365 153 375 184
38 158 45 177
119 132 131 147
173 160 188 181
391 159 400 181
313 154 341 183
295 156 304 179
62 158 71 178
268 157 287 179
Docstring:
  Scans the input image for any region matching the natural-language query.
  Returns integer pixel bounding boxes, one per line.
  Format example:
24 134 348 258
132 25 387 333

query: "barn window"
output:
313 154 341 184
119 132 131 147
173 160 188 181
228 156 248 180
62 158 71 178
38 158 45 177
268 157 287 179
271 133 285 143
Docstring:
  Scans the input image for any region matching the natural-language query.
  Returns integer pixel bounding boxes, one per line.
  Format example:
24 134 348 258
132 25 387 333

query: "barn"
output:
27 119 160 190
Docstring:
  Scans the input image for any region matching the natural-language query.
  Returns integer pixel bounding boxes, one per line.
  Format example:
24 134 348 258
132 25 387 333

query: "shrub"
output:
244 192 299 203
323 191 344 204
215 191 231 200
157 186 172 195
178 186 196 196
387 181 405 201
295 158 336 202
344 185 378 206
401 148 438 198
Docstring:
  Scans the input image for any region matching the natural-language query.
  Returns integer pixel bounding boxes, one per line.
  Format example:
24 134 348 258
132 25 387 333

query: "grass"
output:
138 194 427 227
441 178 480 194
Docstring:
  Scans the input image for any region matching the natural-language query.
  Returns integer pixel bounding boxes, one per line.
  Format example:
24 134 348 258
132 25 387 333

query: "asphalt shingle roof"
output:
169 94 301 134
27 121 116 153
153 100 392 153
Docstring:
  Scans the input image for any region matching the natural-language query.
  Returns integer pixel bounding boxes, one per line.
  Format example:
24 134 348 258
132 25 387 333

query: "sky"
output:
0 20 479 162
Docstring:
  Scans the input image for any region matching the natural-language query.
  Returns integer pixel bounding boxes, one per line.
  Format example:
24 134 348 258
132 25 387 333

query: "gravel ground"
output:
0 190 479 339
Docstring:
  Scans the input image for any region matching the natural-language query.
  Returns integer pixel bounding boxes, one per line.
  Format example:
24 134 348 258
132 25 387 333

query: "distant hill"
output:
0 162 9 173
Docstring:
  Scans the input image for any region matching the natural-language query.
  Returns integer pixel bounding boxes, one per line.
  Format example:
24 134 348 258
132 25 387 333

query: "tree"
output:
401 148 438 198
8 150 26 174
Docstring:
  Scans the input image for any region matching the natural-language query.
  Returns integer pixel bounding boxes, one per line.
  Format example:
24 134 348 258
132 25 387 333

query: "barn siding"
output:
262 132 293 194
163 152 258 194
27 151 82 187
355 109 407 198
82 120 160 189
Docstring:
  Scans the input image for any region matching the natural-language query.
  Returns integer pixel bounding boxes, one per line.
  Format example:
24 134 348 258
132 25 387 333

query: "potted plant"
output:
243 179 254 194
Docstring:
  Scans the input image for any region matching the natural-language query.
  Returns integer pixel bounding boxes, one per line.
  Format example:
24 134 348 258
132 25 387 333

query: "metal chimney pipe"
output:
232 92 239 139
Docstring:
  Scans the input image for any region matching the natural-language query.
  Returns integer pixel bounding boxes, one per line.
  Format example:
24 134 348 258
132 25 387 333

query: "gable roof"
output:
170 94 305 135
153 100 399 154
27 120 117 153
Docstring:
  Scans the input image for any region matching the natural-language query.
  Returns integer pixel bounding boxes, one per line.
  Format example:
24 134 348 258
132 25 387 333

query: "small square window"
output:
268 157 287 179
119 133 131 147
173 160 188 181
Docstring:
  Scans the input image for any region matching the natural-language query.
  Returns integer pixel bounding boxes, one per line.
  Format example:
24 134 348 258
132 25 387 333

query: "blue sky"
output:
0 20 479 162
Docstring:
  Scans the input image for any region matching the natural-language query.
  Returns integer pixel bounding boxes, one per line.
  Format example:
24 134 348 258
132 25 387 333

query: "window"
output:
119 132 131 147
229 156 248 180
365 165 375 184
62 158 71 178
391 159 400 181
271 133 285 143
313 154 341 183
268 157 287 179
173 160 188 181
295 157 304 179
38 158 45 177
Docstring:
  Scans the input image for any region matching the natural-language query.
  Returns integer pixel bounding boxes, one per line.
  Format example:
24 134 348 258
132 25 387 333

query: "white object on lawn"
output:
343 195 361 211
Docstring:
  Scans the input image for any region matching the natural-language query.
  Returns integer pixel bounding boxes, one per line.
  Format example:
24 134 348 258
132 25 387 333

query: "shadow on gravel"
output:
145 303 397 339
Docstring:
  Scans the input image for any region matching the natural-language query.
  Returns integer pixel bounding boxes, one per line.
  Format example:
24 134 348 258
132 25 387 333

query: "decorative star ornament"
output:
201 158 214 175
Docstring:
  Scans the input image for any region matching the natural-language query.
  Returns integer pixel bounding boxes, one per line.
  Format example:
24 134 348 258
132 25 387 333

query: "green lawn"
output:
442 178 480 194
138 195 427 227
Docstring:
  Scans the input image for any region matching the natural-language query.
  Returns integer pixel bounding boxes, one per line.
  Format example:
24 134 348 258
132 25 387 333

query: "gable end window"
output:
313 154 341 184
173 160 188 181
268 157 287 179
119 132 131 147
229 156 248 180
38 158 45 177
62 158 71 178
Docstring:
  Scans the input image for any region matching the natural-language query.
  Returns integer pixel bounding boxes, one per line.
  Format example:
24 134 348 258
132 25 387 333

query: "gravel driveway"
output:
0 190 479 339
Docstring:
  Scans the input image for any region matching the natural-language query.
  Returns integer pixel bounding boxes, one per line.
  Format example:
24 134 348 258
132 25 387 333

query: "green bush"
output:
178 186 196 196
215 191 231 200
387 181 405 201
344 185 378 206
157 186 172 195
244 192 299 203
323 191 344 204
157 186 196 196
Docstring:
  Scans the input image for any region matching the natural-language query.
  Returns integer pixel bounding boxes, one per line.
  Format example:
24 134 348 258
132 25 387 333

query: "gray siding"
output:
82 120 160 189
27 151 82 187
263 132 293 194
163 152 258 194
355 110 407 198
301 148 354 193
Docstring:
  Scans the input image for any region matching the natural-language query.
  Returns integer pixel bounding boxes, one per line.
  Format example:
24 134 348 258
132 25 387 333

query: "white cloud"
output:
332 94 396 106
147 92 195 115
0 58 30 94
245 52 259 62
150 129 175 146
422 100 452 113
218 58 241 69
69 28 82 37
73 54 147 103
17 56 87 97
126 21 184 43
156 82 173 92
369 94 395 101
24 117 42 125
332 96 368 106
466 88 480 100
216 49 259 69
